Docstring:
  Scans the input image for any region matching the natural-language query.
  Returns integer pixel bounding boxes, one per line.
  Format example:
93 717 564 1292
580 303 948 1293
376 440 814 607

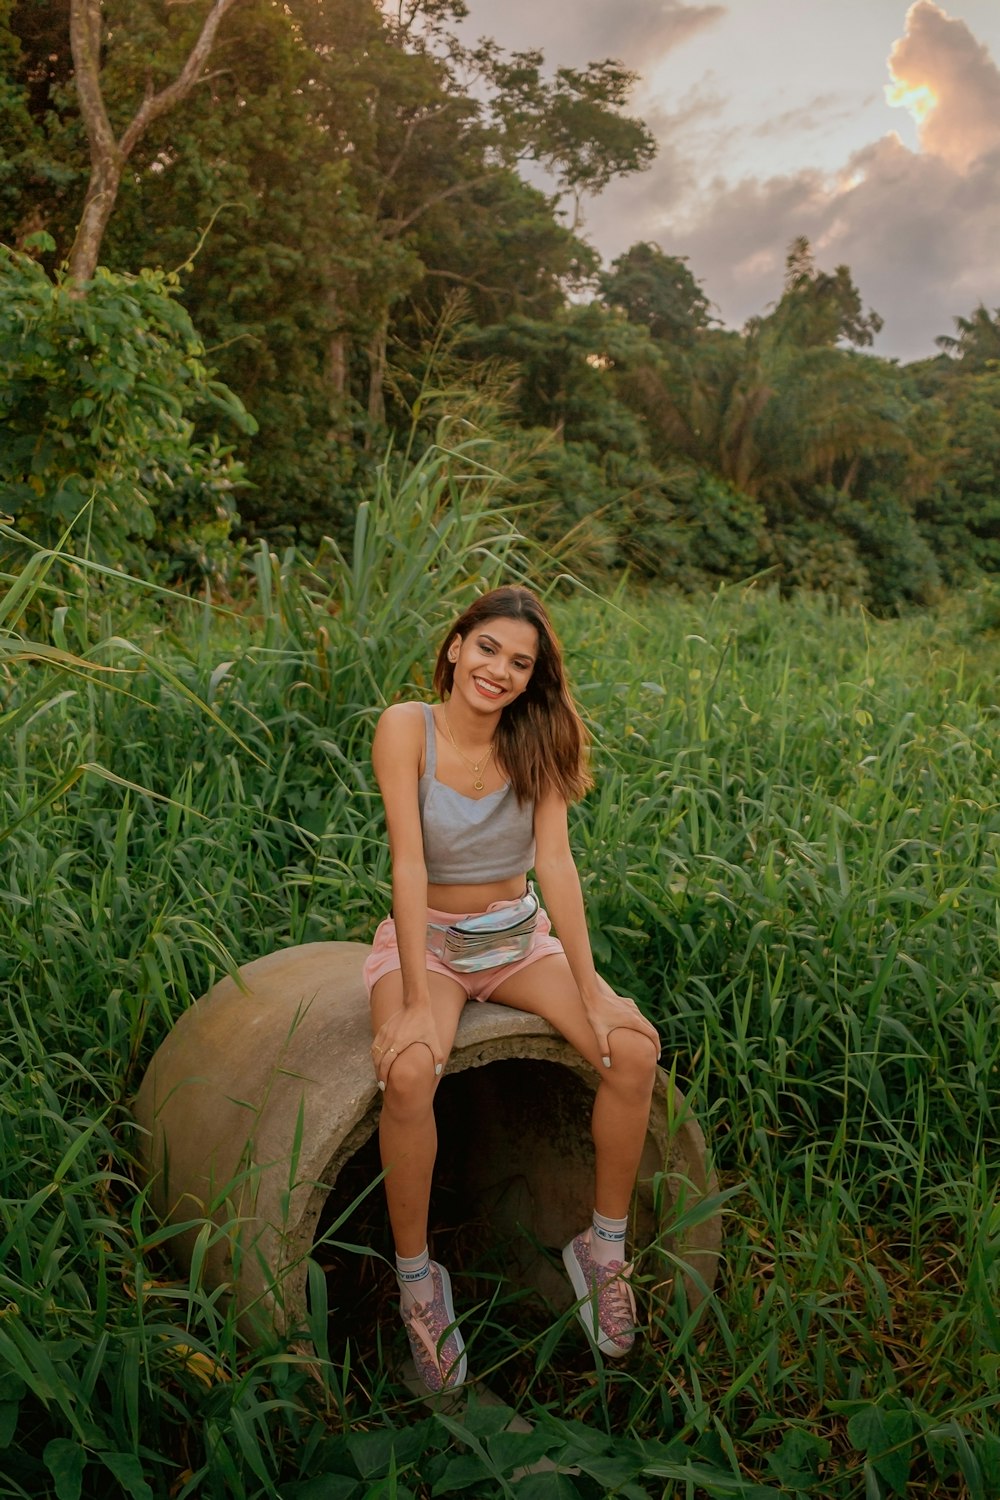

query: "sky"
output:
458 1 1000 361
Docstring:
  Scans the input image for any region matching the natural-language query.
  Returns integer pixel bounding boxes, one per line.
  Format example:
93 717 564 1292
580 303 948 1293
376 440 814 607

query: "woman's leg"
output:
487 956 658 1217
369 970 468 1257
488 955 658 1356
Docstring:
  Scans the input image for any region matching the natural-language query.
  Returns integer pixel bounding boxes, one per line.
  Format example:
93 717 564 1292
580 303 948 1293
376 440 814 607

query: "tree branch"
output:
119 0 243 159
384 168 499 236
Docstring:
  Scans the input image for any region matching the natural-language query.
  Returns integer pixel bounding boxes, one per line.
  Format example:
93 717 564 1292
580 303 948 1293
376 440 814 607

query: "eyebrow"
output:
479 631 535 662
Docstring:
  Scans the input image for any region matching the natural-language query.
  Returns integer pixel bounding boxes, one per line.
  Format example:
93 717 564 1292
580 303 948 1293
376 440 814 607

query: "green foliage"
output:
0 0 84 253
916 367 1000 583
767 515 872 604
934 301 1000 368
833 485 942 609
767 236 884 350
600 241 712 346
0 248 253 579
7 0 654 543
460 304 660 467
674 473 771 585
6 3 1000 608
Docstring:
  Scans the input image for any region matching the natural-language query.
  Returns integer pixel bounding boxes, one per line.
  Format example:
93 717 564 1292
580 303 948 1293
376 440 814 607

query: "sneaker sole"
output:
431 1262 469 1389
561 1242 632 1358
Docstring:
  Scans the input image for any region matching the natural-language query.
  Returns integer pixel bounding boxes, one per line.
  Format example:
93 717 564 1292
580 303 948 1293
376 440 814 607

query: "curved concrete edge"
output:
133 941 721 1341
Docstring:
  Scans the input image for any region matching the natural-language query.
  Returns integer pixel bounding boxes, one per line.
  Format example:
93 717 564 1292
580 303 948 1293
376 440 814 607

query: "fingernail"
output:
377 1080 386 1092
435 1063 443 1076
602 1055 611 1068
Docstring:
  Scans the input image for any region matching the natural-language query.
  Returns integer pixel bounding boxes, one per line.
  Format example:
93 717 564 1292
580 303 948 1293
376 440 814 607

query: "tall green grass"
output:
2 441 999 1496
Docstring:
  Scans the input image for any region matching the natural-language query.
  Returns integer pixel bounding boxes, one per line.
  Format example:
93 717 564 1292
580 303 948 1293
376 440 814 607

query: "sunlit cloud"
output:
885 1 1000 171
885 79 937 126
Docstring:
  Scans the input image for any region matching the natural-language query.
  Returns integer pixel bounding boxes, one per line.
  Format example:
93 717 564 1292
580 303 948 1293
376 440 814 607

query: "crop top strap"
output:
421 701 437 779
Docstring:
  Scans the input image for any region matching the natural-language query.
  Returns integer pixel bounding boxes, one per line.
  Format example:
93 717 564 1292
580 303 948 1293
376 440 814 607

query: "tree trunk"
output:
68 148 123 286
365 316 389 440
325 330 350 441
327 332 347 401
840 454 861 497
324 287 349 436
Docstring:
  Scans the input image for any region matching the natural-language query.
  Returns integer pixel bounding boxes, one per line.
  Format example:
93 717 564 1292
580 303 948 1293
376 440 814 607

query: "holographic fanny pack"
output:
426 884 539 973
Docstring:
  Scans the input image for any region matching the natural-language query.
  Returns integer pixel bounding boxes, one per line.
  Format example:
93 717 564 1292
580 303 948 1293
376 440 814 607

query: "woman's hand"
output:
582 975 661 1069
370 1000 446 1091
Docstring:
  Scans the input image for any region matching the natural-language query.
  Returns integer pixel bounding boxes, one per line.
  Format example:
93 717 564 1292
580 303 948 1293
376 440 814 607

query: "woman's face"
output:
447 615 539 714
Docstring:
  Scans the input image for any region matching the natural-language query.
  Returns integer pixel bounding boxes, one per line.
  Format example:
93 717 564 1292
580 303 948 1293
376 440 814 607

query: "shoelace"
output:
598 1267 635 1327
405 1301 457 1369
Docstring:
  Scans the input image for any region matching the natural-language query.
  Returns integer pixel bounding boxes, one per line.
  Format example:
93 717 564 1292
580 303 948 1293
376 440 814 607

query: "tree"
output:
69 0 657 532
916 368 1000 579
935 303 1000 370
68 0 244 283
767 236 883 350
4 0 666 551
599 242 712 346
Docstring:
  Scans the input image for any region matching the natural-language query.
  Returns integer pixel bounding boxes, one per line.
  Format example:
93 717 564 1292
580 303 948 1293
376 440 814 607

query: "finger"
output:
589 1019 612 1068
610 1018 662 1059
375 1043 401 1091
375 1038 445 1091
408 1036 445 1075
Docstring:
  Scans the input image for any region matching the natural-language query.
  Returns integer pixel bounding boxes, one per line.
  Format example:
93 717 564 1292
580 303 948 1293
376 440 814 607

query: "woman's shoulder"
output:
374 700 431 749
377 700 431 728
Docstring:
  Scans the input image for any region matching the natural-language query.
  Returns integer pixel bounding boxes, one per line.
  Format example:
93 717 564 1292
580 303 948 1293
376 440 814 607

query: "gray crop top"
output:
417 703 536 883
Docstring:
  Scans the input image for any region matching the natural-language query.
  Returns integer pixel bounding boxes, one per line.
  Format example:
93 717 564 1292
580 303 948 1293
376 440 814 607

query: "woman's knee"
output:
607 1027 659 1095
381 1042 438 1114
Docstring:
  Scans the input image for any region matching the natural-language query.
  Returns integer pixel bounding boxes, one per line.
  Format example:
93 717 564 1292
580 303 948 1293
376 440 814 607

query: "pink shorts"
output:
363 897 565 1002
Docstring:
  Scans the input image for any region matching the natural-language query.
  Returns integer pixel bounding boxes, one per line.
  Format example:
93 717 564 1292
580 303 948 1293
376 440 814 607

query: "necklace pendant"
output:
473 775 485 790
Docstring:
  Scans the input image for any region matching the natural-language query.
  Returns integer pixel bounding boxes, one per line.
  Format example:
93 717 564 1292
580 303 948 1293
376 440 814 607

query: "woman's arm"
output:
533 787 660 1065
370 704 445 1082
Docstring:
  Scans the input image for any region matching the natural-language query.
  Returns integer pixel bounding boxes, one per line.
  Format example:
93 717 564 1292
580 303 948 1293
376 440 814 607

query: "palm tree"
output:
935 304 1000 370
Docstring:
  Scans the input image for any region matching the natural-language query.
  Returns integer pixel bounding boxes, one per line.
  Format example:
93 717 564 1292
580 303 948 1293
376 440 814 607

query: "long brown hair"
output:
433 586 592 804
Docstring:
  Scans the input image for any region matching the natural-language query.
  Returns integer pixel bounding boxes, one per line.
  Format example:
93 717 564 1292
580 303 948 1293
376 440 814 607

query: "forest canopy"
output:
2 0 999 610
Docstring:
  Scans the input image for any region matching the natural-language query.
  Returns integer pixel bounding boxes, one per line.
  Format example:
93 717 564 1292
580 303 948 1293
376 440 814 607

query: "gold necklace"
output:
442 707 495 791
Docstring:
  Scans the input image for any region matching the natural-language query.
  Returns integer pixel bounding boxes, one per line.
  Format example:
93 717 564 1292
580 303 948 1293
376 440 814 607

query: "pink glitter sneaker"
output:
399 1262 468 1393
562 1232 637 1357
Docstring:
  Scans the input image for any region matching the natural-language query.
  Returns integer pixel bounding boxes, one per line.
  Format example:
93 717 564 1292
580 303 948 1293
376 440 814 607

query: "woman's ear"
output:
447 634 461 663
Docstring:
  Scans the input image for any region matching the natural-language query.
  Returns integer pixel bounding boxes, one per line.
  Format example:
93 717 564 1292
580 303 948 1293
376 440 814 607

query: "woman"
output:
364 585 660 1392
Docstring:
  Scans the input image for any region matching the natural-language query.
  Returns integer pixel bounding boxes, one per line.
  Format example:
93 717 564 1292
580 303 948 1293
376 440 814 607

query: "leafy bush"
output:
0 245 254 582
676 472 772 584
833 485 942 610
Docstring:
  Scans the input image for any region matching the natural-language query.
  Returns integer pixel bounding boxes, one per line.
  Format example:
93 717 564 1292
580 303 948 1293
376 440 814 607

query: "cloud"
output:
577 85 731 249
462 0 726 73
887 0 1000 171
648 129 1000 360
751 93 871 141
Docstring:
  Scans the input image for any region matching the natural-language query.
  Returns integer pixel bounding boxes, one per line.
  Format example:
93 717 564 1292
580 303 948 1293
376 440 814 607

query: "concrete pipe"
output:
134 942 722 1343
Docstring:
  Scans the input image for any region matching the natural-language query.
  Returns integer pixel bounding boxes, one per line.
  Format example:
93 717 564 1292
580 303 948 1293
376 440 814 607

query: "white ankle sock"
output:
396 1247 434 1307
590 1210 628 1267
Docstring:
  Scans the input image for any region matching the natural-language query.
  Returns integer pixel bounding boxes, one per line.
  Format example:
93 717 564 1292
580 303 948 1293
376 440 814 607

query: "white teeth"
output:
474 678 503 695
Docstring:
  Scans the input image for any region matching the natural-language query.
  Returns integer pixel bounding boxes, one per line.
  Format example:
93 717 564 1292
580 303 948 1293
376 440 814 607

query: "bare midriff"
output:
426 873 529 914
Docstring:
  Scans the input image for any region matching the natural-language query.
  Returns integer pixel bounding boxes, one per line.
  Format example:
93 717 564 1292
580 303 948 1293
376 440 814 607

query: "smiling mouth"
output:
472 677 504 697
